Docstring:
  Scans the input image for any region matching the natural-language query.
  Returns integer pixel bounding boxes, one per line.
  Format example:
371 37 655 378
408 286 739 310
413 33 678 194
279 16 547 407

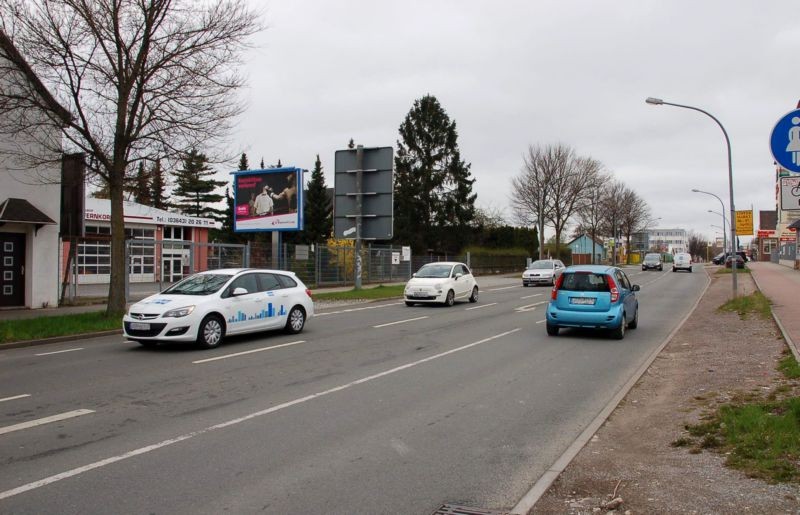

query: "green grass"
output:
715 266 751 275
718 291 772 320
0 311 121 344
311 284 405 301
778 354 800 379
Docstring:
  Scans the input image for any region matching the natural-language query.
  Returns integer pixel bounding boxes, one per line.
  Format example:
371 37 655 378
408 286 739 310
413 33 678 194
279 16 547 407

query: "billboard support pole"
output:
355 145 364 290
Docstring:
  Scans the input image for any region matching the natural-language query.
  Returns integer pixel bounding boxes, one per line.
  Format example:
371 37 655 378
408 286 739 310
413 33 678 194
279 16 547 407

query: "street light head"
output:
691 189 700 193
646 97 664 105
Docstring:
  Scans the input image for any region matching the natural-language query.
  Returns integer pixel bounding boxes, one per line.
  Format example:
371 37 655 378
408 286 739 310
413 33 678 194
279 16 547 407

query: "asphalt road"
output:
0 266 706 514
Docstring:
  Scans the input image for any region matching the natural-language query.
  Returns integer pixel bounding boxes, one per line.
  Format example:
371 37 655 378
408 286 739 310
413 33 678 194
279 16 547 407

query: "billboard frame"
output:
231 167 305 233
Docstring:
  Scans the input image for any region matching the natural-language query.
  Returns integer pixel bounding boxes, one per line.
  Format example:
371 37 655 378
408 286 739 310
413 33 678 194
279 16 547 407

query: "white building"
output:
648 228 688 254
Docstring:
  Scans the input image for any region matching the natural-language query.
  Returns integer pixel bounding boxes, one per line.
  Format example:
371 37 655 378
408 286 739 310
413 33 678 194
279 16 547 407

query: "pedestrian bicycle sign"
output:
770 109 800 173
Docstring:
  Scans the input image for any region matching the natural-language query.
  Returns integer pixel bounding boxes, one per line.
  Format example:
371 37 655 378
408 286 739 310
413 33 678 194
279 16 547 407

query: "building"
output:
647 228 688 254
566 234 606 265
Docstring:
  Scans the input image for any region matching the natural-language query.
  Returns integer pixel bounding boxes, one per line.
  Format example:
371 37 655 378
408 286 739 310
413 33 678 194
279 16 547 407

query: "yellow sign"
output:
735 210 753 236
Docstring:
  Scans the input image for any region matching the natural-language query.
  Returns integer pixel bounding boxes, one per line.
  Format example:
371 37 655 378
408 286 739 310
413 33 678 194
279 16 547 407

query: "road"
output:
0 266 706 514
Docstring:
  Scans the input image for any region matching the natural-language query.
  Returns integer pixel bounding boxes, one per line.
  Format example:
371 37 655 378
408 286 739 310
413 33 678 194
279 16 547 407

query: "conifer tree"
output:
150 160 169 210
172 149 227 221
134 162 152 205
303 154 333 243
260 157 265 169
238 153 249 171
394 95 476 253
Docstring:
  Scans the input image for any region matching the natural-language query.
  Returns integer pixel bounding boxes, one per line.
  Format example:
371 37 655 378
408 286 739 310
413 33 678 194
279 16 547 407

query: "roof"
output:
566 234 603 246
563 264 615 273
0 198 56 225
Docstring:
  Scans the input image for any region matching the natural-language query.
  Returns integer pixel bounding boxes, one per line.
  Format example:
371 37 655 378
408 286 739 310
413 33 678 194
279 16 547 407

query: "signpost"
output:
334 145 394 289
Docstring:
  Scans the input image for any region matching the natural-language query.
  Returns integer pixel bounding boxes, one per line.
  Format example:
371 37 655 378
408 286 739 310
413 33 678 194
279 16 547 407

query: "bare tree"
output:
510 144 552 260
574 169 611 263
618 189 651 264
597 179 628 265
0 0 262 314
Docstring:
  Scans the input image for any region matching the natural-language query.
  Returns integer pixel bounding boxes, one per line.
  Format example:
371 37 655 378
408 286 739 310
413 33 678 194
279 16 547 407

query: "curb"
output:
749 272 800 362
0 330 123 351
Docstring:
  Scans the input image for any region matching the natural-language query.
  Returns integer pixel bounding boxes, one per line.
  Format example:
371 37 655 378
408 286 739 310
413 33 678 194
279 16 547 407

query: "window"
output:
227 274 259 296
277 274 297 289
257 273 282 292
560 273 610 292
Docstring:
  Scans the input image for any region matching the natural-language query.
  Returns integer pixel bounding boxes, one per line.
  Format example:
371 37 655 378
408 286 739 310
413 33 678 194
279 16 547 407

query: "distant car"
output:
725 254 746 269
546 265 640 339
642 253 663 271
672 252 693 273
714 251 748 266
404 261 479 307
123 268 314 349
522 259 565 286
712 252 726 265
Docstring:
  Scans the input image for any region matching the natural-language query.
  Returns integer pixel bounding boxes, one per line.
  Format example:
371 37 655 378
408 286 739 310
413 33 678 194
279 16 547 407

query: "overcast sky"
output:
230 0 800 243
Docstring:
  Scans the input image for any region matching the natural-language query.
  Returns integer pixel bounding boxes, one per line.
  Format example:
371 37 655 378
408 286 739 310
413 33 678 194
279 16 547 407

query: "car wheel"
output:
405 301 415 307
523 283 528 287
659 266 663 271
444 290 455 307
284 306 306 334
689 268 693 273
611 314 626 340
672 267 676 272
197 314 225 349
469 286 479 303
628 307 638 329
546 322 559 336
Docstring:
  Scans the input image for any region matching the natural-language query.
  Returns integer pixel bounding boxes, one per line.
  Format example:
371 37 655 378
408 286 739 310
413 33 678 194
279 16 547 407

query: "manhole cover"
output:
431 504 510 515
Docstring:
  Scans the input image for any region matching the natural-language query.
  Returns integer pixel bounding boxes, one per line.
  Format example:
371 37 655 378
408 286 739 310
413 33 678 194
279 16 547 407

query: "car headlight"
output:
434 283 443 290
162 306 195 318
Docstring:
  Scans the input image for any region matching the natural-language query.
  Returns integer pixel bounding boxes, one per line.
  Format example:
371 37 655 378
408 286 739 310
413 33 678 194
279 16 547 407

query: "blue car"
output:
546 265 640 339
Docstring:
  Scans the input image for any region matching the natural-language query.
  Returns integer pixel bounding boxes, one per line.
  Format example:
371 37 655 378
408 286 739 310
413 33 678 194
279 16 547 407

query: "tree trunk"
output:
538 219 545 260
107 164 127 316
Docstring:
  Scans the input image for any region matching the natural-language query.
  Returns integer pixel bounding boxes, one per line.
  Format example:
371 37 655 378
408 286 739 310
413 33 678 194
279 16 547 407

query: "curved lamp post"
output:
646 97 738 296
707 209 729 251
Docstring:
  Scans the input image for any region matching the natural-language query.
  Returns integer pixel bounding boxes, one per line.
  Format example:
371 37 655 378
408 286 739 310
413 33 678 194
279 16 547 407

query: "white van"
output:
672 252 692 273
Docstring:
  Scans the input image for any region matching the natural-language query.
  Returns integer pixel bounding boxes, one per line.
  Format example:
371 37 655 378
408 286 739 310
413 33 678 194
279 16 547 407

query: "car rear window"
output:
560 272 610 292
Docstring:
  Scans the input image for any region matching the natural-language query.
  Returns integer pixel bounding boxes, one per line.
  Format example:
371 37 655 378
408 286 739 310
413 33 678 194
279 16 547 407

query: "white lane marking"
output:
0 394 31 404
192 341 305 364
515 301 547 313
35 348 84 356
487 285 518 292
373 316 428 328
536 319 547 324
315 302 404 316
520 293 543 299
464 302 497 311
0 328 521 501
0 409 94 436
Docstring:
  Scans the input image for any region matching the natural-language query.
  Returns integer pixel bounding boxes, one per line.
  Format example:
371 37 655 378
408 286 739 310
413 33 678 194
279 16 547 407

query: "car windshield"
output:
416 264 453 278
162 273 232 295
644 254 660 261
559 272 611 292
529 261 554 269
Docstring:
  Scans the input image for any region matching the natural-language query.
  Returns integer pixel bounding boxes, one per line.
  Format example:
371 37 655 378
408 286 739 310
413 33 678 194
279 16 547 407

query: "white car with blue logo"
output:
123 268 314 349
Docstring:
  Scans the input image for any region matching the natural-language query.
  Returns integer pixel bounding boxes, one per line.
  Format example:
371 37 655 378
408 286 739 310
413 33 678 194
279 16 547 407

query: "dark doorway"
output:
0 233 25 307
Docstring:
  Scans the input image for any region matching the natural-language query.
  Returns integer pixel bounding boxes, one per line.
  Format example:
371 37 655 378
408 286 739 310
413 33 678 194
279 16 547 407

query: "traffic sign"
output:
769 109 800 173
333 146 394 239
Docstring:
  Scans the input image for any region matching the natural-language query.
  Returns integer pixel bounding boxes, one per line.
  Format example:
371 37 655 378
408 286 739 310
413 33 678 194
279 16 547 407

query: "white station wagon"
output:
404 261 479 306
123 268 314 349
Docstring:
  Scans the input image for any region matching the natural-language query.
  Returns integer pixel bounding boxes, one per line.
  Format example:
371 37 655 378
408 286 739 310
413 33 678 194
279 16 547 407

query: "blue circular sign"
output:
770 109 800 173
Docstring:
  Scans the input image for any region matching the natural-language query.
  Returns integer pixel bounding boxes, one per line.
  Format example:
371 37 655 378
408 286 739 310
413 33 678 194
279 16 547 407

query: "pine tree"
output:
150 159 169 210
303 155 333 244
172 149 227 221
219 186 241 243
260 157 265 169
394 95 476 253
134 162 152 205
238 153 249 171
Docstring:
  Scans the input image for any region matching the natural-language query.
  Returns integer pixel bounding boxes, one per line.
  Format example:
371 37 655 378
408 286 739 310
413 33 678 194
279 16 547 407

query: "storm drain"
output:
431 504 511 515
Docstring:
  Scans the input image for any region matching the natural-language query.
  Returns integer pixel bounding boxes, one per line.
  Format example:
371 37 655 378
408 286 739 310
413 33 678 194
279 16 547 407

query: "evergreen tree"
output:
303 154 333 243
394 95 477 253
260 157 265 169
134 162 152 205
238 153 249 171
172 149 227 221
219 186 241 243
150 159 169 210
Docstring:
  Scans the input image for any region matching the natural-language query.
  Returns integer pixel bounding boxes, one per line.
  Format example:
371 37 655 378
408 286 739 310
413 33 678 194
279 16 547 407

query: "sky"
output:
227 0 800 244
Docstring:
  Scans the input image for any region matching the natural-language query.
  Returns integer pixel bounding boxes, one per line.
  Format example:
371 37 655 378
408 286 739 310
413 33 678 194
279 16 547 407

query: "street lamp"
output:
707 209 728 250
647 96 738 296
692 189 727 255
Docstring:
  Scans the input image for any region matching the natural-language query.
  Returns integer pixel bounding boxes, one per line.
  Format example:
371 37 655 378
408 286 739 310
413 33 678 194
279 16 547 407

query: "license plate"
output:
413 291 428 297
130 322 150 330
570 297 595 305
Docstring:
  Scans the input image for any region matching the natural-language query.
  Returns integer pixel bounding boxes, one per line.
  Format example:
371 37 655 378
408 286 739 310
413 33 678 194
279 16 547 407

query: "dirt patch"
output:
532 269 800 514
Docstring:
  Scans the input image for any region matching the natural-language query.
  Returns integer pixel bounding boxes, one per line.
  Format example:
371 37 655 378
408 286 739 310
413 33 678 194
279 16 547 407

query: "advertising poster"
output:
735 209 753 236
233 168 304 232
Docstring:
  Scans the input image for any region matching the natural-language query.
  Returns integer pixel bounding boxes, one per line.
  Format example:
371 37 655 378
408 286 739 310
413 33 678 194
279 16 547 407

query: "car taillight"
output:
551 274 564 300
305 288 313 298
607 275 619 302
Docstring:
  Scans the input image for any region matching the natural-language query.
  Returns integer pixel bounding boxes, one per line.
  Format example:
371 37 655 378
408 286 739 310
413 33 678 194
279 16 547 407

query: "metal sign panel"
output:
735 210 753 236
780 176 800 211
334 146 394 239
770 109 800 173
232 168 304 232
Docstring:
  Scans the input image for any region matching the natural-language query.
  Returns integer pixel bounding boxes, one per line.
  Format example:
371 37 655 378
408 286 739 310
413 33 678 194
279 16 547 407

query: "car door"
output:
454 264 471 299
615 269 636 322
256 272 289 329
221 273 262 335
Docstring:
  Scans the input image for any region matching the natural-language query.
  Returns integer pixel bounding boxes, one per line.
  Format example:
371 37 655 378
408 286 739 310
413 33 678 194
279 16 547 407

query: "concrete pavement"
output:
748 261 800 360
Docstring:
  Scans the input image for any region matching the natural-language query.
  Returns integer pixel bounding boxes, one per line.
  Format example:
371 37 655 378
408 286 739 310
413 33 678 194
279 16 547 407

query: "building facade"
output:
647 228 688 254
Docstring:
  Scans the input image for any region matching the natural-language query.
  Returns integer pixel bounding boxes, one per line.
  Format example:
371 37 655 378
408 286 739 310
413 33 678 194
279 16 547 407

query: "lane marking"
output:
373 316 428 328
520 293 543 299
0 394 31 404
464 302 497 311
487 285 518 292
536 319 547 324
0 328 521 501
315 302 403 317
192 341 305 364
515 301 547 313
35 348 84 356
0 409 94 436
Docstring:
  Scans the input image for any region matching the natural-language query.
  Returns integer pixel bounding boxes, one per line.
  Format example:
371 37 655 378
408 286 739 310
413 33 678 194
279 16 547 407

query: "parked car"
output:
714 251 748 266
725 254 746 269
522 259 565 286
712 252 726 265
123 268 314 349
546 265 640 339
641 253 663 271
404 261 479 307
672 252 693 273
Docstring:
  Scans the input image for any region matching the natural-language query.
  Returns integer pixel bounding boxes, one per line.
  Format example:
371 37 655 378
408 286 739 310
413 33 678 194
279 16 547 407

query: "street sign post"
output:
334 145 394 288
770 109 800 173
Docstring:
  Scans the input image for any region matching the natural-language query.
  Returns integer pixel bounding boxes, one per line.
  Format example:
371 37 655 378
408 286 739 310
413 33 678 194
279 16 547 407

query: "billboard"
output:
232 168 304 232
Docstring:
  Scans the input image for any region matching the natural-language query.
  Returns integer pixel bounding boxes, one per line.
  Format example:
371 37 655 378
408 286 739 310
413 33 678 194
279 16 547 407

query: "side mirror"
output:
454 273 463 280
631 284 641 292
412 273 417 278
232 287 249 296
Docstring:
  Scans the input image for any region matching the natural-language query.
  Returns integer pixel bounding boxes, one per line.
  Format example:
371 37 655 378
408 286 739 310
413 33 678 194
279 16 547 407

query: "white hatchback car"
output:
672 252 693 273
522 259 565 286
123 268 314 349
404 262 479 306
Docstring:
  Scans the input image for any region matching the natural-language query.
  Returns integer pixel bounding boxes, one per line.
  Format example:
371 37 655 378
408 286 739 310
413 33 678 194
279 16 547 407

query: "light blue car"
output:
546 265 640 339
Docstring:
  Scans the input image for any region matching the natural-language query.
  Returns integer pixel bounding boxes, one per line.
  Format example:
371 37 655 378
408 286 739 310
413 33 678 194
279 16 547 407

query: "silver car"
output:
522 259 565 286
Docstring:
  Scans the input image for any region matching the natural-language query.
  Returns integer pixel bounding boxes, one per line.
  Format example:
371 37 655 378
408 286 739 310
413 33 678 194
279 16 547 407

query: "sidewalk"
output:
748 261 800 360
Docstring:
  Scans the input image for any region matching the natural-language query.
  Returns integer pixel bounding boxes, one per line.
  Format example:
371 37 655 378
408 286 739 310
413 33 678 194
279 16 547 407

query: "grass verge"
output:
310 284 405 301
778 353 800 380
0 311 120 344
717 291 771 319
715 267 751 275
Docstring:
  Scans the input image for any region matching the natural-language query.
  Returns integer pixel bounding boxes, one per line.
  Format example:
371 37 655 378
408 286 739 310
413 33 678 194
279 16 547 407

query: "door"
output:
0 233 25 307
453 264 471 299
161 256 184 283
221 273 262 335
257 272 289 329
